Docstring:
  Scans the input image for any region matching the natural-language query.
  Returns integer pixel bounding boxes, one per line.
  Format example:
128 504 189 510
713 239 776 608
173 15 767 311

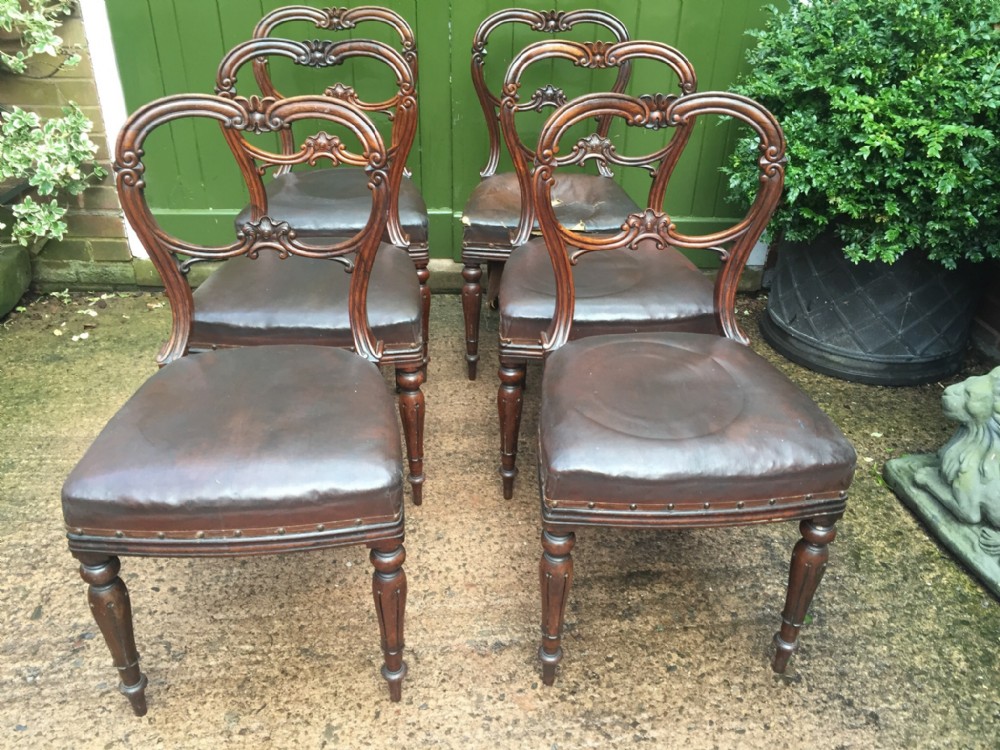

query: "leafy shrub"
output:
0 0 104 246
727 0 1000 268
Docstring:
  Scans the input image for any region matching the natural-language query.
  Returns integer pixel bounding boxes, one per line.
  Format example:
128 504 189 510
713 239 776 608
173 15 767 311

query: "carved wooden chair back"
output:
499 38 697 246
253 5 418 82
115 92 404 369
215 36 417 247
471 8 630 184
530 89 786 353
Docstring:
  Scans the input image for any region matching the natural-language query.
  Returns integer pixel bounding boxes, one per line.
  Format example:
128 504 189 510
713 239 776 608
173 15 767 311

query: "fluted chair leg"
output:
772 514 842 672
461 262 483 380
395 367 425 505
539 528 575 686
370 541 407 702
498 361 526 499
77 554 148 716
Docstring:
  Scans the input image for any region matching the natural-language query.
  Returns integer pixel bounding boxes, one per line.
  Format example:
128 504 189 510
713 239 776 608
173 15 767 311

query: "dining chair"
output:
63 93 414 715
460 8 635 380
495 39 716 499
204 36 425 503
523 89 857 684
245 7 430 344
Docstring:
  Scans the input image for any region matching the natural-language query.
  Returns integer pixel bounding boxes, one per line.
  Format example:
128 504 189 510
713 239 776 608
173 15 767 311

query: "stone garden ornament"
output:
885 366 1000 597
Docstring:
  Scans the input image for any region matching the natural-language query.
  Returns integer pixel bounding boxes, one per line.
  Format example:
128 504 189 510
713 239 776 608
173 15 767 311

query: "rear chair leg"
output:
497 361 526 499
461 263 483 380
77 554 148 716
395 367 425 505
370 541 407 702
539 529 575 686
772 514 841 672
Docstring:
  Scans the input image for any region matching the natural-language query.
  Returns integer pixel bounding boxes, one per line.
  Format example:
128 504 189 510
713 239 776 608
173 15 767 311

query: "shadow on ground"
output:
1 291 998 748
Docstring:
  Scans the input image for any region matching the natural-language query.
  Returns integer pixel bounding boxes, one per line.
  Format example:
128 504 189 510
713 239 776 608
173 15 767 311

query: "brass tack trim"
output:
667 503 675 511
587 502 595 509
195 531 205 539
316 524 326 531
703 502 710 510
736 501 745 509
234 530 242 537
74 528 83 535
277 527 286 535
115 531 124 538
629 503 637 511
769 498 777 505
157 532 166 539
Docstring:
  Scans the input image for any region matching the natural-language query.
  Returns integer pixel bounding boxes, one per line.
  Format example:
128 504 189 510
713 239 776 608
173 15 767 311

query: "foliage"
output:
0 0 103 246
0 0 76 73
727 0 1000 268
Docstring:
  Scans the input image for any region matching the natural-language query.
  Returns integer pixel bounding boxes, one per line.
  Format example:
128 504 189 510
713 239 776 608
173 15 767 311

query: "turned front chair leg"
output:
497 361 526 499
77 554 148 716
370 541 407 702
395 367 426 505
539 528 575 686
461 262 483 380
772 513 842 673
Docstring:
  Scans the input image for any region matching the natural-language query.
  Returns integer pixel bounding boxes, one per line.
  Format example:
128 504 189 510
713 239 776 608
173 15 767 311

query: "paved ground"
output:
1 291 998 748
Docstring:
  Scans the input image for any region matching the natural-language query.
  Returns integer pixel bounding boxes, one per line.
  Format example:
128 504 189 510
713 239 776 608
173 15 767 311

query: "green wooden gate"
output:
106 0 778 260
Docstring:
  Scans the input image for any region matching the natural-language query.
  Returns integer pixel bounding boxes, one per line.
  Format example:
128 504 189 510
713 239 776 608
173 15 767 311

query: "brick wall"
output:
5 8 135 291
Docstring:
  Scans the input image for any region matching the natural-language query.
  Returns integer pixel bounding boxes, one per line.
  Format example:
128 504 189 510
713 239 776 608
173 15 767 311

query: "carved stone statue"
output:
885 366 1000 597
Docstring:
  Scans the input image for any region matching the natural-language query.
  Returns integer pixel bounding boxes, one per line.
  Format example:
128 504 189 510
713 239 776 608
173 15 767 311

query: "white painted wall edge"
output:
78 0 146 259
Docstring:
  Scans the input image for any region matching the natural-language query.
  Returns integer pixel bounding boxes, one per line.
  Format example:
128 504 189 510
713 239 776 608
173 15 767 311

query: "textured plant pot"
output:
761 233 984 386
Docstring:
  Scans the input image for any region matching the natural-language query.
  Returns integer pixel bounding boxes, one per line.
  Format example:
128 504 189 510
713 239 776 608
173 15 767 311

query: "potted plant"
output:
0 0 103 316
727 0 1000 385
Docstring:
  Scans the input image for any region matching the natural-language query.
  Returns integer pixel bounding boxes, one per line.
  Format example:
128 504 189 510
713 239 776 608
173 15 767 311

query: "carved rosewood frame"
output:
114 93 421 370
470 8 631 185
499 38 697 246
503 90 787 362
215 37 418 251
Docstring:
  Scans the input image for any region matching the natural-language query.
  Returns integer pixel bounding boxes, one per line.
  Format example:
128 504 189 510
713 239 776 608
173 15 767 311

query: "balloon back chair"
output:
460 8 635 380
495 39 717 499
200 36 425 503
523 90 857 684
231 12 430 347
62 93 415 714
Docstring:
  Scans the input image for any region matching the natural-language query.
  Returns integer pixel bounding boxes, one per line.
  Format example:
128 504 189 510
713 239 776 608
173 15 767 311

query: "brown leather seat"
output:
540 332 856 506
192 244 421 348
462 172 637 248
499 238 717 342
63 345 403 538
524 90 856 686
234 169 428 246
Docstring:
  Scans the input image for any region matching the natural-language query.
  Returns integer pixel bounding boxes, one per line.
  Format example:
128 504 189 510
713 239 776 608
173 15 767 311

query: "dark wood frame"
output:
460 8 632 380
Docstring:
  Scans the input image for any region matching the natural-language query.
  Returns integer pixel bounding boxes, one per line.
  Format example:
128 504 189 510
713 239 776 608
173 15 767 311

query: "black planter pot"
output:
761 234 983 386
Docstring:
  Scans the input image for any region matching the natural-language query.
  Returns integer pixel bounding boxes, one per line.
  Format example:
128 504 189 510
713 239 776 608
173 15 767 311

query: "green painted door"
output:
106 0 779 260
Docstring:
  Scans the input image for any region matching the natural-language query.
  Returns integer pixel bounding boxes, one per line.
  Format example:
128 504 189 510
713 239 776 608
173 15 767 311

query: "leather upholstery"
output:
235 168 429 246
499 238 718 341
462 172 638 248
62 345 403 537
539 332 857 504
191 244 422 348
